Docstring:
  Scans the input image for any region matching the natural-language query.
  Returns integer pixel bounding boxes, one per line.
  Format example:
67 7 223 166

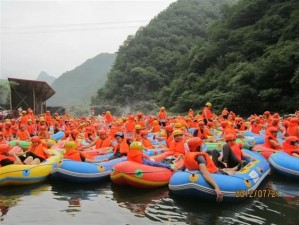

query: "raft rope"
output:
0 163 55 176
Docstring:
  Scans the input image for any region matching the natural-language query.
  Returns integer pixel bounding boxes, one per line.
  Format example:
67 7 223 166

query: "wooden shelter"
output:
8 78 55 115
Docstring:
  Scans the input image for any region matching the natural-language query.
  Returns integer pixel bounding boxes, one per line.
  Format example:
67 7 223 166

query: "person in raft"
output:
127 141 171 169
14 136 51 165
283 136 299 158
264 127 283 150
182 137 234 202
211 134 254 171
63 141 103 163
105 132 132 161
80 129 113 151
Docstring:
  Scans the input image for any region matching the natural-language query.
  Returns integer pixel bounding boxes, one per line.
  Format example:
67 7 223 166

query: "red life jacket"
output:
229 142 242 161
95 137 112 149
64 149 83 161
113 139 130 154
184 152 218 173
127 149 144 163
264 134 280 150
169 140 185 156
282 142 299 155
28 143 48 160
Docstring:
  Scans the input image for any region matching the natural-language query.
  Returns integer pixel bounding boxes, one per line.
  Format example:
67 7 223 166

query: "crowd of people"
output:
0 104 298 202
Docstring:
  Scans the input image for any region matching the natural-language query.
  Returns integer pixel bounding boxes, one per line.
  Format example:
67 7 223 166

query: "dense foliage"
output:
93 0 299 116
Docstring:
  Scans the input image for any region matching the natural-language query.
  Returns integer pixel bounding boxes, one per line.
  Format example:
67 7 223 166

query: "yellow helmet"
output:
174 122 182 128
135 124 142 130
130 141 144 150
160 106 165 110
206 102 212 107
173 129 183 136
64 141 77 150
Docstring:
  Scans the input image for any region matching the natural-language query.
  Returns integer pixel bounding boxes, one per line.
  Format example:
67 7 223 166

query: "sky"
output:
0 0 177 80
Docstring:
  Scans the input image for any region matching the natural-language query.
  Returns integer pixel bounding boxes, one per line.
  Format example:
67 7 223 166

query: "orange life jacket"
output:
28 143 48 160
64 149 83 161
228 142 242 161
282 142 299 155
184 152 218 173
169 140 185 156
17 130 30 141
287 123 299 138
127 149 149 164
202 107 212 120
140 138 154 149
113 139 130 154
264 134 281 150
95 137 112 149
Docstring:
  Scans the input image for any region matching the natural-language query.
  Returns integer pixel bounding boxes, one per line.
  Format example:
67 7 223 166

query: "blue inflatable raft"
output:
269 152 299 179
169 150 270 203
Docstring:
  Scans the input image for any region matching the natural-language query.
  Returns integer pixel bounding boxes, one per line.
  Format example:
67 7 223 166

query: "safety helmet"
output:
65 141 77 150
114 132 124 139
165 125 173 132
129 141 144 150
160 107 165 110
140 130 148 135
31 136 41 143
221 121 228 127
268 127 278 133
174 123 182 128
198 121 205 126
188 137 203 152
173 129 183 136
206 102 212 107
135 124 142 130
225 134 236 142
98 129 106 135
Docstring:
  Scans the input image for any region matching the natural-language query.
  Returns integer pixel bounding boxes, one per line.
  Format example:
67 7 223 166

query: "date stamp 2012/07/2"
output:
235 189 280 198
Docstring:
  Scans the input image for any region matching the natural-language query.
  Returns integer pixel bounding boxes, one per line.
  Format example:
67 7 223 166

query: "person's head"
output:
71 129 79 137
188 137 203 152
285 136 299 146
129 141 144 151
160 106 165 111
114 132 124 143
225 134 236 143
174 123 182 129
98 129 107 139
31 136 41 146
135 124 142 133
140 130 148 138
198 121 205 127
64 141 77 151
206 102 212 107
267 127 278 136
20 125 27 130
165 125 173 133
173 129 183 142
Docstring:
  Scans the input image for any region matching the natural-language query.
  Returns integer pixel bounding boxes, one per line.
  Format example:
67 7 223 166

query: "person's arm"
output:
198 163 223 202
241 150 254 160
269 139 282 149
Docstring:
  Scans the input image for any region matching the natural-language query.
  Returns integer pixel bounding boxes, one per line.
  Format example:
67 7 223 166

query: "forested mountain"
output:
48 53 116 110
36 71 56 85
92 0 298 116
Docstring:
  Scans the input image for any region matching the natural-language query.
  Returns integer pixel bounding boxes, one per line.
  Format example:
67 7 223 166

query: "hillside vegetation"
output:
92 0 298 116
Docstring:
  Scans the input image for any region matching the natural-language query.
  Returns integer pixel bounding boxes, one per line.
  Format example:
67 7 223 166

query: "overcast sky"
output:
0 0 177 80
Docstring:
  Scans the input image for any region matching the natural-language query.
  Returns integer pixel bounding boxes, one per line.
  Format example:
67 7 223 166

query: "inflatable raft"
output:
269 152 299 179
169 150 270 202
0 150 62 187
50 156 126 183
110 157 184 188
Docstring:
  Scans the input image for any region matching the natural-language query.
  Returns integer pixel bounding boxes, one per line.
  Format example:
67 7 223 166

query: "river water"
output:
0 173 298 225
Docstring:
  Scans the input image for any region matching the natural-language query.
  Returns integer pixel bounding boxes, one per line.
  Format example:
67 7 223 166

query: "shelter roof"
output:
8 77 55 101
